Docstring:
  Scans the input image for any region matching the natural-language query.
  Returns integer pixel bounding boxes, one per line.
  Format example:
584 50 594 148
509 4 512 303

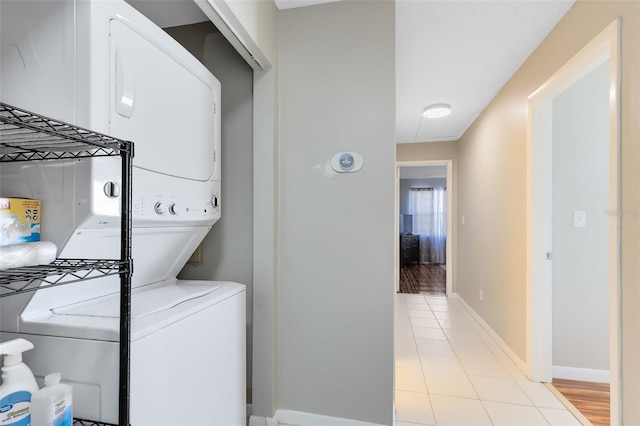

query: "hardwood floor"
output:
398 263 445 295
553 378 610 426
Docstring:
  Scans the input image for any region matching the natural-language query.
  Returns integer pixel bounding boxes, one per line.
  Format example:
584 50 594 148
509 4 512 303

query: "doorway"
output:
396 160 453 297
527 19 620 424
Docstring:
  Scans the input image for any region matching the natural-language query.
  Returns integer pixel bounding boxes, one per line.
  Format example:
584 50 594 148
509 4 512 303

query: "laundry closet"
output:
0 1 250 424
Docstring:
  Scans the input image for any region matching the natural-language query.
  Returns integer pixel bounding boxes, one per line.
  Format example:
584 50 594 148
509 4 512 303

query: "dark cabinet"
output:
400 234 420 267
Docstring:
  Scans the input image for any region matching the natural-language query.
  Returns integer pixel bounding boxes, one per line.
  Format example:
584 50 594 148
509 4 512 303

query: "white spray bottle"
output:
0 338 40 426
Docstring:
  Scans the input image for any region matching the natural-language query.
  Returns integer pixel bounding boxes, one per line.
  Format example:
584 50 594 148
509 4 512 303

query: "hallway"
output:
395 293 582 425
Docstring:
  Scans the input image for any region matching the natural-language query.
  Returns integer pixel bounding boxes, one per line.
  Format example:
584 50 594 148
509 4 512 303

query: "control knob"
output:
154 202 164 215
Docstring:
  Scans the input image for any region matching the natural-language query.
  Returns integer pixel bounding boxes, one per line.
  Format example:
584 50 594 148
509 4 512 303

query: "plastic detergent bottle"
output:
31 373 73 426
0 338 40 426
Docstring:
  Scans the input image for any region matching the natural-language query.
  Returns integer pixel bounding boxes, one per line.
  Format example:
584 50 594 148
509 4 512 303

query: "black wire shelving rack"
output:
73 419 119 426
0 102 133 426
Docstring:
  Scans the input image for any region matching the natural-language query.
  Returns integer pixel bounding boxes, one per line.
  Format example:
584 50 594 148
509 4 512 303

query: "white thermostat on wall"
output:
330 152 364 173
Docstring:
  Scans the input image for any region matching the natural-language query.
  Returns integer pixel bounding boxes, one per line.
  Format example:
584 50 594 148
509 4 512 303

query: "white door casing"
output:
526 18 620 424
396 160 454 297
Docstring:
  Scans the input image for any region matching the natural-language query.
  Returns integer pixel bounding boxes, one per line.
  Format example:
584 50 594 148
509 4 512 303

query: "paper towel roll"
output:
0 241 57 270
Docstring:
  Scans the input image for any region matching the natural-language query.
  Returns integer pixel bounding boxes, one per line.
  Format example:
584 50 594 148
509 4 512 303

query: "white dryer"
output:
0 1 246 424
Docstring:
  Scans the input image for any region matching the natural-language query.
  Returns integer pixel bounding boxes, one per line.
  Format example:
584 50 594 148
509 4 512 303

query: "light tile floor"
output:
395 293 583 426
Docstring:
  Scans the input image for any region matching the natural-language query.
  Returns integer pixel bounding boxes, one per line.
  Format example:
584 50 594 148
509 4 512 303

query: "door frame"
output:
194 2 278 417
396 160 453 296
526 19 620 423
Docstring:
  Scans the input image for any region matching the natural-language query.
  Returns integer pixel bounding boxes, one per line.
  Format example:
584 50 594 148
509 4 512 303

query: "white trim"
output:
249 415 278 426
451 293 528 375
527 96 554 383
251 66 278 419
394 167 400 293
396 160 453 296
194 0 270 70
249 416 269 426
198 3 278 419
274 410 386 426
552 365 611 384
527 18 620 424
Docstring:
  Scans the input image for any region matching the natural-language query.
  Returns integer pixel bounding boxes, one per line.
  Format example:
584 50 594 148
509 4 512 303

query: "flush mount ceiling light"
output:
422 103 452 119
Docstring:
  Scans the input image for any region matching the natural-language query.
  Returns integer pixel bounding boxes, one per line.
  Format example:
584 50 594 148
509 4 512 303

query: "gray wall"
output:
278 2 395 423
167 24 255 392
400 178 447 214
551 59 610 373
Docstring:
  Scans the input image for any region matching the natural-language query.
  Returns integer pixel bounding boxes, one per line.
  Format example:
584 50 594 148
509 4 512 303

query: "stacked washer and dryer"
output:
0 1 246 425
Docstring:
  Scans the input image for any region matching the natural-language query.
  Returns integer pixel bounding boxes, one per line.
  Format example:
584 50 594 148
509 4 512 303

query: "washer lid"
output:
18 280 245 342
52 281 222 319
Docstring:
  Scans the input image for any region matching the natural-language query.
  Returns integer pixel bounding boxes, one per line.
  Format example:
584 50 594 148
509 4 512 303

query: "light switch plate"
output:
574 210 586 228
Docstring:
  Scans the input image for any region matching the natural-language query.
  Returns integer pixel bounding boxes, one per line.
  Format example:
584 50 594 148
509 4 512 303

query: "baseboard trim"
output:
451 293 529 376
248 415 277 426
552 365 610 384
274 410 386 426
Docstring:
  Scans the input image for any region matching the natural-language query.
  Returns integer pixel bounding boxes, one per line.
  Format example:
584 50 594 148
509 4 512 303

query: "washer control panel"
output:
134 193 220 221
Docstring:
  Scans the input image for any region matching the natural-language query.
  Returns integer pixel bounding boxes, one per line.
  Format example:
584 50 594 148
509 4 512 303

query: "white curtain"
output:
409 187 447 264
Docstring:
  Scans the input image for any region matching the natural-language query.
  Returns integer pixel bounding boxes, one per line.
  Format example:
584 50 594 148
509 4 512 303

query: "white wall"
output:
551 59 610 374
278 1 395 424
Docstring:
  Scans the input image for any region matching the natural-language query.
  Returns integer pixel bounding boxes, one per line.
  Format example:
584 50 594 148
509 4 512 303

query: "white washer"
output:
1 280 246 425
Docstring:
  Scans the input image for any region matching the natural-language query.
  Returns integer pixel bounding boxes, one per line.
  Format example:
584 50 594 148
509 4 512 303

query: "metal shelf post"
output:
1 102 134 426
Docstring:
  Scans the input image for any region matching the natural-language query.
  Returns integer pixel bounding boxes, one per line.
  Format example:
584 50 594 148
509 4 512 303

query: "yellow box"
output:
0 198 41 246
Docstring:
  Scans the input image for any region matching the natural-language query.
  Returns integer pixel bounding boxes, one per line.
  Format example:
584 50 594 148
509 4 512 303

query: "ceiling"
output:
129 0 575 144
396 0 574 143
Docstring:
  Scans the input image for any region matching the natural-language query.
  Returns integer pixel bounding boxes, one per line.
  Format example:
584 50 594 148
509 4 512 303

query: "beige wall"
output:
454 0 639 422
397 141 458 291
397 141 459 163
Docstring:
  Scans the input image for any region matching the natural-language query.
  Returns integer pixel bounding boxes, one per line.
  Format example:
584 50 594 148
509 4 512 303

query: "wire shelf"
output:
1 101 133 425
73 418 118 426
0 102 132 162
0 258 129 297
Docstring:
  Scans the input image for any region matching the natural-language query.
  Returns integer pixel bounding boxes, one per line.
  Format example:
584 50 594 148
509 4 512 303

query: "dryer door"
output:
109 19 219 182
